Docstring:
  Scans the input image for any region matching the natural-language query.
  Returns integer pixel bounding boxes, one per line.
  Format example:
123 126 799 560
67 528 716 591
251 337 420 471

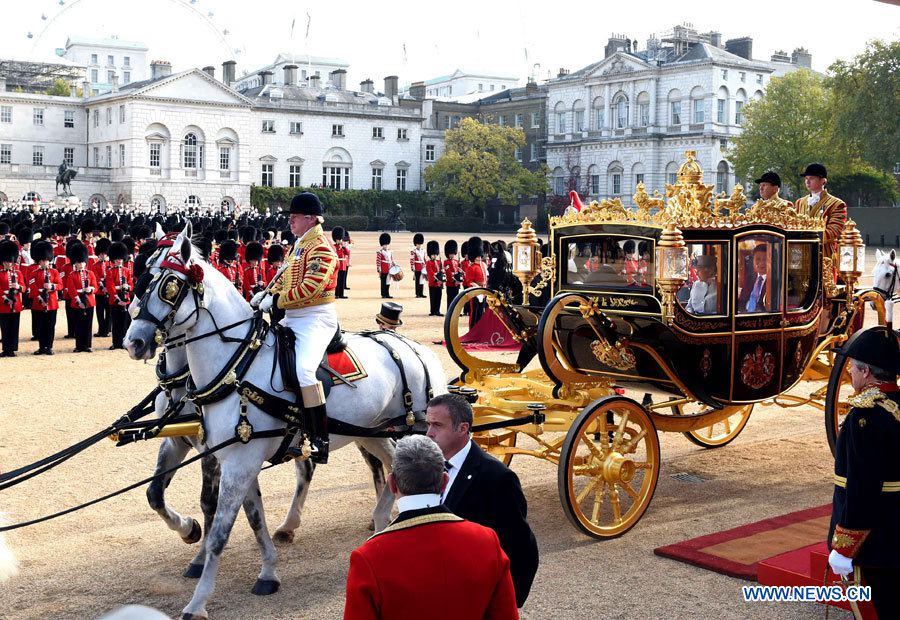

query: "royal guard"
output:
828 327 900 618
444 239 462 314
795 163 847 268
122 236 137 277
61 238 79 339
265 243 286 324
377 233 395 299
216 240 242 291
410 232 426 298
465 236 488 327
342 230 353 290
332 227 350 299
425 240 444 317
241 241 265 302
27 240 62 355
105 242 133 350
65 241 97 353
238 226 257 266
0 239 24 357
53 222 71 271
92 237 111 337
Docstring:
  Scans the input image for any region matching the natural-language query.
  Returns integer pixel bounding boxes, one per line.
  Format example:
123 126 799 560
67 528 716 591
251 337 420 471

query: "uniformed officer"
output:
754 171 792 209
795 163 847 267
332 227 350 299
252 192 337 464
0 240 24 357
425 240 444 317
106 241 133 350
828 326 900 618
443 239 462 314
410 232 426 298
376 233 395 299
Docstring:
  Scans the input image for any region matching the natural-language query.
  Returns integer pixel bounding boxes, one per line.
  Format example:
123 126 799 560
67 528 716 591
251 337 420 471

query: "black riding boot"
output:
306 403 329 464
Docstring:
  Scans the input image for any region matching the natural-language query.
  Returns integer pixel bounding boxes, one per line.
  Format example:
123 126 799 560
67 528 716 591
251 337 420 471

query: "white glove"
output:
258 294 275 312
250 290 267 308
828 549 853 577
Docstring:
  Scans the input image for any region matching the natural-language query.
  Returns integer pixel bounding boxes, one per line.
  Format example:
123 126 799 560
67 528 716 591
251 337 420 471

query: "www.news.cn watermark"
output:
742 585 871 602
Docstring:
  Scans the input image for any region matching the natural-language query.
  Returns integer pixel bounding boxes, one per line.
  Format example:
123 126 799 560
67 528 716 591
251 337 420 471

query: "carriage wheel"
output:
558 396 660 539
824 353 855 457
671 403 753 448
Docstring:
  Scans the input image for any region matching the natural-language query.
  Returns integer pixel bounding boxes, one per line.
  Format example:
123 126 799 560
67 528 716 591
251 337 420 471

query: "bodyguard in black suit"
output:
426 393 539 608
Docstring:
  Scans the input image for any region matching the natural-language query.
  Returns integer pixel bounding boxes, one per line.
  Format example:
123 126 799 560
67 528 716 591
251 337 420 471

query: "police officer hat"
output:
467 236 483 261
426 240 440 256
754 171 782 187
413 233 424 245
444 239 458 256
332 226 346 242
68 241 89 264
95 237 111 255
836 326 900 374
244 241 264 263
267 243 285 263
0 239 18 264
31 240 53 263
379 232 391 246
375 301 403 326
281 192 324 216
219 240 238 262
801 163 828 178
108 241 129 262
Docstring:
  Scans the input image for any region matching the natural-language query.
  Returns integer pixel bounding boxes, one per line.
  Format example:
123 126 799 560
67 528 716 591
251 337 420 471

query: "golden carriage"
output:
445 151 882 539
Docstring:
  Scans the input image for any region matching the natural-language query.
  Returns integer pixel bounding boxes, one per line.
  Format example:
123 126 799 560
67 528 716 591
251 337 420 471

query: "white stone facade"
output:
233 54 350 91
64 36 149 92
420 70 518 98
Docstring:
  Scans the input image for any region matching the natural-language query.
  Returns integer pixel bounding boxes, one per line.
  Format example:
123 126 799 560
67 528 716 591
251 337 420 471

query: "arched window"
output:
186 195 202 206
691 86 705 124
716 86 729 124
0 191 8 204
665 161 679 186
668 89 682 126
554 101 566 134
588 164 600 195
22 191 41 203
607 161 624 196
322 147 352 190
613 93 629 129
734 89 747 125
631 162 645 193
716 160 730 194
183 133 198 169
552 166 565 195
88 193 107 208
636 91 650 127
221 196 235 211
150 194 166 212
592 97 605 130
572 99 585 132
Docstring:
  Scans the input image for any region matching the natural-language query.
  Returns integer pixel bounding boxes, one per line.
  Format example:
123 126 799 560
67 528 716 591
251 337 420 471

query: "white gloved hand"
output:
250 290 267 308
828 549 853 577
258 294 275 312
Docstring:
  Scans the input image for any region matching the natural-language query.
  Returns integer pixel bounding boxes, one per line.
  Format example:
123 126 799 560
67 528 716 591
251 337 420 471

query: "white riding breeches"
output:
281 304 338 390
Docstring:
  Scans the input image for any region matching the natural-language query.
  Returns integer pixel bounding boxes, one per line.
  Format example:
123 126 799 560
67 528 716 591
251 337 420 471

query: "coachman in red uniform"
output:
425 240 444 316
443 239 462 314
0 240 24 357
106 242 133 350
28 240 62 355
65 242 98 353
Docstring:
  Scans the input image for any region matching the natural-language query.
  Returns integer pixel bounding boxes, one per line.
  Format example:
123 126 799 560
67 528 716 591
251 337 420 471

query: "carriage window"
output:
676 243 728 316
562 236 654 291
787 242 819 311
736 235 782 314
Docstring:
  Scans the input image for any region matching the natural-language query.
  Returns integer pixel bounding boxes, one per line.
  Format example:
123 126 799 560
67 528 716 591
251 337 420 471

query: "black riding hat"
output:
376 301 403 326
836 326 900 374
801 163 827 178
281 192 323 216
754 171 782 187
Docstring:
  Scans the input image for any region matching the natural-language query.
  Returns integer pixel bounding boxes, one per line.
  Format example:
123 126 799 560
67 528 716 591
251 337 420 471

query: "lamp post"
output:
655 221 688 324
513 218 541 297
838 219 865 309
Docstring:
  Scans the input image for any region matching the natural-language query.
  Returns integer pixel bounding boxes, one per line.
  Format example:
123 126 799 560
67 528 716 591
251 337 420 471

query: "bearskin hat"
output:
226 229 238 241
343 230 351 242
0 222 9 236
55 222 71 237
122 236 137 255
413 232 424 245
444 239 458 256
332 226 346 242
460 241 468 258
267 243 285 264
108 241 129 262
219 240 238 262
110 228 125 242
15 226 33 246
379 232 391 246
244 241 264 263
282 231 296 246
240 226 257 243
31 240 53 263
65 237 82 259
467 236 483 261
94 237 112 256
81 219 95 235
197 237 213 261
213 229 228 244
134 224 151 240
68 241 89 264
0 240 18 264
426 240 440 256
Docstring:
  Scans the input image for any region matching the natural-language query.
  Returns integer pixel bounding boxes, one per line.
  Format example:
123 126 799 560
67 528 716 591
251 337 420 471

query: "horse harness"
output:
875 260 900 303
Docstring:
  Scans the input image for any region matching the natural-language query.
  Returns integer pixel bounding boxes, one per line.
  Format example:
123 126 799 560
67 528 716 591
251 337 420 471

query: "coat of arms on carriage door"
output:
740 345 775 389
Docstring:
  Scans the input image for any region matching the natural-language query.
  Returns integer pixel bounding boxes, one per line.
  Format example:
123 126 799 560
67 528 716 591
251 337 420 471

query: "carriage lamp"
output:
513 218 541 296
656 222 688 324
839 219 866 303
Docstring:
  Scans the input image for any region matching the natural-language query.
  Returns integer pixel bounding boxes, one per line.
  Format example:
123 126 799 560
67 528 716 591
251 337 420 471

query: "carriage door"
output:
732 232 785 401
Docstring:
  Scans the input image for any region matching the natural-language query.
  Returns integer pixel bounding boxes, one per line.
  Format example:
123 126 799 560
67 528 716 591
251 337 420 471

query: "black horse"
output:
55 168 77 196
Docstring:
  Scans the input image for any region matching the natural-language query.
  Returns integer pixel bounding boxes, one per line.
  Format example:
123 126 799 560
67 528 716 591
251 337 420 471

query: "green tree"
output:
728 70 834 198
45 78 72 97
425 117 548 217
827 40 900 172
827 162 898 207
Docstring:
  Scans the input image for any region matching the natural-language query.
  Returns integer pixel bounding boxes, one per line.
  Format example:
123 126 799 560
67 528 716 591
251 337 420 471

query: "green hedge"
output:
250 186 435 217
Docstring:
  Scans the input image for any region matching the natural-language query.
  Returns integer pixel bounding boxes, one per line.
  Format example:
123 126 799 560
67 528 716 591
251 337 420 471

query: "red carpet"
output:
459 312 520 351
654 505 832 580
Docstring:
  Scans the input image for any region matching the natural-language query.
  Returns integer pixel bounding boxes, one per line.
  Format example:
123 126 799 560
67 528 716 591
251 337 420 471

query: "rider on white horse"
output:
251 192 337 463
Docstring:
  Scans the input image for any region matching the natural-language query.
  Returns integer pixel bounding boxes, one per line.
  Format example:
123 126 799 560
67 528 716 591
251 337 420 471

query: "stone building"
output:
63 36 149 93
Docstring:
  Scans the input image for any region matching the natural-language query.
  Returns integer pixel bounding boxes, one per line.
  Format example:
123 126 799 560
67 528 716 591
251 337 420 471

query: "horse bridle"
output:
874 261 900 301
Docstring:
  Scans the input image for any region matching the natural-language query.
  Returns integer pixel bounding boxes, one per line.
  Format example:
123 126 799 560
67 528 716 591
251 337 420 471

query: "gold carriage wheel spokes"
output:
672 402 753 449
825 354 857 457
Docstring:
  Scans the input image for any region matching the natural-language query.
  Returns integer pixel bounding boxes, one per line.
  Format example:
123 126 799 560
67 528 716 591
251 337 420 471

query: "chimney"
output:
329 69 347 90
202 65 215 79
111 73 119 92
384 75 398 100
725 37 753 60
605 34 629 58
360 79 374 93
259 70 273 86
525 81 538 94
82 79 90 99
69 83 77 97
283 64 298 86
709 31 722 48
222 60 236 86
150 60 172 80
557 68 570 78
791 47 812 69
308 74 321 88
409 80 426 100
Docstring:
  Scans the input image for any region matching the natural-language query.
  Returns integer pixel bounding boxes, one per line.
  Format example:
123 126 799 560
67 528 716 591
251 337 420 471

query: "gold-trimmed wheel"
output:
824 352 854 457
558 395 660 539
671 402 753 448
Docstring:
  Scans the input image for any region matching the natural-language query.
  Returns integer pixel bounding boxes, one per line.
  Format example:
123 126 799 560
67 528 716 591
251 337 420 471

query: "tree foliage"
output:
424 118 547 216
45 78 73 97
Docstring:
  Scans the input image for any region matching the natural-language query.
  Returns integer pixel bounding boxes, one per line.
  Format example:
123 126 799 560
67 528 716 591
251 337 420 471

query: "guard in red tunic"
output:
376 233 395 299
333 227 350 299
443 239 462 314
410 232 426 298
241 241 265 302
265 243 286 324
0 240 24 357
65 242 97 353
425 240 444 317
105 242 133 350
27 240 62 355
216 240 242 291
92 237 111 337
465 236 488 327
342 230 353 290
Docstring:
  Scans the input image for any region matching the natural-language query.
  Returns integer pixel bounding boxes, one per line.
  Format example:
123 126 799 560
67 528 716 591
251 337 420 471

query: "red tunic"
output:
376 249 393 274
336 245 350 271
216 261 243 291
460 259 472 287
27 266 63 311
263 262 282 285
465 260 488 288
242 264 265 301
105 265 133 307
443 258 461 287
425 258 443 287
0 267 24 313
65 268 98 309
91 259 110 297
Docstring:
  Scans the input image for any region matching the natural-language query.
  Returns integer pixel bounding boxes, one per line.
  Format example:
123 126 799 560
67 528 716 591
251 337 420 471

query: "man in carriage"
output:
754 171 792 209
795 163 847 267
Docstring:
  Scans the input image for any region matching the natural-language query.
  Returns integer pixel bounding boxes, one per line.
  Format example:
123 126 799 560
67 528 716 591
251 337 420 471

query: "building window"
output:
451 116 460 128
735 101 744 125
553 176 565 195
721 69 728 80
107 54 114 66
590 174 600 194
149 143 161 169
262 120 275 133
756 73 763 84
119 105 125 123
667 171 677 185
64 146 74 166
717 99 726 123
118 144 125 167
33 108 44 126
531 111 540 128
0 106 10 123
596 108 604 129
670 101 681 125
443 116 451 129
637 103 649 127
372 126 383 139
515 113 524 128
371 167 383 190
490 84 494 91
636 173 645 187
123 71 131 84
739 72 746 82
425 144 435 162
514 147 522 161
396 168 407 190
716 161 729 193
290 121 303 134
574 109 585 132
289 165 302 188
0 144 11 164
105 145 112 168
332 124 344 137
33 146 44 166
186 195 201 206
219 147 230 171
397 128 408 140
107 71 115 83
556 111 565 134
183 133 198 168
106 107 112 125
498 115 506 127
616 98 628 128
261 163 274 187
478 83 483 92
91 69 98 83
612 173 621 195
720 138 728 150
63 110 75 128
124 56 130 67
693 99 705 123
93 147 99 167
530 142 538 161
90 54 98 65
322 166 350 190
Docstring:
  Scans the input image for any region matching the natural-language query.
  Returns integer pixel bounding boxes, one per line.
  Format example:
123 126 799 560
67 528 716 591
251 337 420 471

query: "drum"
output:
389 264 404 281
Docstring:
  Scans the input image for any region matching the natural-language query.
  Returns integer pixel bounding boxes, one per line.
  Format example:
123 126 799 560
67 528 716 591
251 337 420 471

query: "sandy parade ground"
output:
0 231 882 619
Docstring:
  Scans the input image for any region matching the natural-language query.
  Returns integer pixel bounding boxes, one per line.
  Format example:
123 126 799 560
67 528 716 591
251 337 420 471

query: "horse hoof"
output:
182 519 202 544
251 578 280 596
183 563 204 579
367 519 375 531
272 530 294 545
181 614 207 620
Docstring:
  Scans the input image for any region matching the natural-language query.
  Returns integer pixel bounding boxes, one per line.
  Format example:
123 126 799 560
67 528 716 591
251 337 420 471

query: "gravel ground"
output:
0 232 875 620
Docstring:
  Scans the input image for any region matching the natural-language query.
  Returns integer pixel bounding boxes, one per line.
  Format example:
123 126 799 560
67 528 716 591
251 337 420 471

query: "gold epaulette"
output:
847 387 900 423
831 524 870 559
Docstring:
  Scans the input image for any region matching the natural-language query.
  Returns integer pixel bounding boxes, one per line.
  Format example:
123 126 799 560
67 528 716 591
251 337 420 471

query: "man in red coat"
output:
65 242 98 353
27 241 62 355
0 240 24 357
343 435 518 620
105 242 133 350
443 239 462 314
424 240 444 316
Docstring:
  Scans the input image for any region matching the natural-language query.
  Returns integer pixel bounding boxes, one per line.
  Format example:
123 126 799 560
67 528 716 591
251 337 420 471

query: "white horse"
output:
871 248 900 327
124 223 445 620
